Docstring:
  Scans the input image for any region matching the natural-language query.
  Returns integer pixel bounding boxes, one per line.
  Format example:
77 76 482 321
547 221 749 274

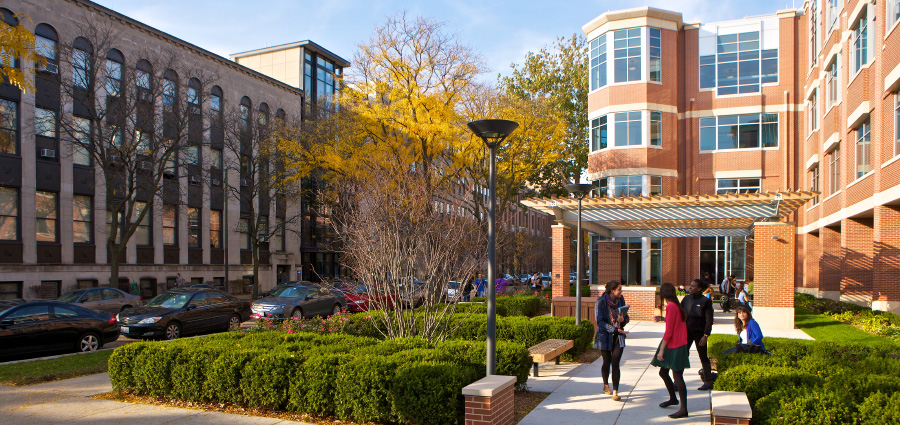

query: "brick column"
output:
819 225 841 300
595 241 621 286
752 222 795 330
841 218 874 302
874 206 900 313
551 225 571 299
462 375 515 425
800 232 820 292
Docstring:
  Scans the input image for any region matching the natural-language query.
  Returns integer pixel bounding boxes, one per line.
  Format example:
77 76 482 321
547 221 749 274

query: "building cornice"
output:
582 7 683 36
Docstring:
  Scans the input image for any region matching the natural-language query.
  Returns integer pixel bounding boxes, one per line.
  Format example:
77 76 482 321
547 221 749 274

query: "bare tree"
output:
333 166 484 342
55 20 219 287
220 104 301 299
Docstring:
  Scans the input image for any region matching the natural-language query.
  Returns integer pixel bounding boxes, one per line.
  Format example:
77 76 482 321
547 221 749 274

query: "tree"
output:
500 34 589 195
0 11 44 92
55 21 217 287
221 103 301 299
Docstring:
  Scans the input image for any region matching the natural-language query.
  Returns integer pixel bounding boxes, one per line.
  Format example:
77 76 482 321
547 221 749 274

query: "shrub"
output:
108 342 148 391
713 364 821 405
289 353 352 416
170 347 222 401
131 344 182 396
858 392 900 425
335 356 400 423
497 295 543 317
763 390 855 425
240 351 305 409
206 349 258 403
392 362 480 425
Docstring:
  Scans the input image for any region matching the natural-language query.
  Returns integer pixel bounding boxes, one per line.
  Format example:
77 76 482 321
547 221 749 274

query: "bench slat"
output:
528 339 574 363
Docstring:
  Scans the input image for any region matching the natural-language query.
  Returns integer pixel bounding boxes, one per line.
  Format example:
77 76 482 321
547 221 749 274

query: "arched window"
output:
187 78 201 114
0 8 17 26
72 37 92 89
275 108 286 120
162 69 178 111
240 96 251 129
258 102 269 127
105 49 124 96
135 60 152 101
34 23 58 65
209 85 223 117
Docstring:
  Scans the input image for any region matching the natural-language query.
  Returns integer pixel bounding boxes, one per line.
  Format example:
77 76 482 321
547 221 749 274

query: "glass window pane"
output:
717 124 738 149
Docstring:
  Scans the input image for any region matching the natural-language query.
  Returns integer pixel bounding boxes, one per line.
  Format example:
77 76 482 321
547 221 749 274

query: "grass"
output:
794 306 898 347
0 350 113 386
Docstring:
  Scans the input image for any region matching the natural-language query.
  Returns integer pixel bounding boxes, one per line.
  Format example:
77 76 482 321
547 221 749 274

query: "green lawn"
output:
0 350 113 386
795 306 898 346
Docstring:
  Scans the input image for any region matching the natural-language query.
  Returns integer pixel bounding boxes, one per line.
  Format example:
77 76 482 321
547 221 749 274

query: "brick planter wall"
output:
621 286 658 321
462 375 516 425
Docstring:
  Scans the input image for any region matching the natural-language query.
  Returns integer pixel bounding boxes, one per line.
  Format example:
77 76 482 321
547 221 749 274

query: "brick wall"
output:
621 287 658 321
551 225 571 299
753 223 795 309
874 206 900 304
803 232 821 289
464 382 514 425
595 241 621 285
820 225 842 294
841 217 873 297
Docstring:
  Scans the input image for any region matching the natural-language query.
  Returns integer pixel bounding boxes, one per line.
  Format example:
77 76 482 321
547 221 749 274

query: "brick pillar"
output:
462 375 515 425
841 217 873 303
595 241 621 287
874 206 900 313
802 232 820 291
819 225 842 300
551 225 571 298
752 222 795 330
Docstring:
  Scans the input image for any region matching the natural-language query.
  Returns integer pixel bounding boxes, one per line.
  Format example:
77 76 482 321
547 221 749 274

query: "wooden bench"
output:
527 339 574 377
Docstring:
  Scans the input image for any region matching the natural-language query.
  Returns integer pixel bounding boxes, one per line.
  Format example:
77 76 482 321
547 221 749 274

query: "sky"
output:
92 0 799 82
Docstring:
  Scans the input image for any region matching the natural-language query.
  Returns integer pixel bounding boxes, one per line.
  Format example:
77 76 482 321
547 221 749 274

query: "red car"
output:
343 284 396 312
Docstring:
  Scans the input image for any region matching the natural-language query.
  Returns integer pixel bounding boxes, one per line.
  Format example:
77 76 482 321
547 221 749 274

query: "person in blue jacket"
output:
474 273 486 297
723 305 768 355
594 280 630 401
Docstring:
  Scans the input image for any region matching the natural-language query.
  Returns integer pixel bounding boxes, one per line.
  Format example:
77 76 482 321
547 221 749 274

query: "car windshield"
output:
146 292 192 309
271 286 306 298
448 282 459 289
351 285 368 294
57 290 87 303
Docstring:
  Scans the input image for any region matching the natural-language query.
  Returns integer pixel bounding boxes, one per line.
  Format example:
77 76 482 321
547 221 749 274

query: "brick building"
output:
0 0 345 299
576 3 900 314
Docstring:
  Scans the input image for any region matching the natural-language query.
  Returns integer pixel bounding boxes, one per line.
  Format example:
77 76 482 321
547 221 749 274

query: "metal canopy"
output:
522 191 818 237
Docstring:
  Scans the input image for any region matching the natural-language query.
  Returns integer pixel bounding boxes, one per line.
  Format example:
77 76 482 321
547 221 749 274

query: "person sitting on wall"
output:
735 284 751 309
723 306 770 355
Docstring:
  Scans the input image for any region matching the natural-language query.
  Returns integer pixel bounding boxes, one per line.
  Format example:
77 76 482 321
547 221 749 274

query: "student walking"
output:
681 278 714 391
594 280 630 401
652 282 690 419
474 273 486 298
720 275 736 312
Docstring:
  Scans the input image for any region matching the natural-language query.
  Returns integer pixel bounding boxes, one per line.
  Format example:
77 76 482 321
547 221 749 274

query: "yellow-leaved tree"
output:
0 11 45 92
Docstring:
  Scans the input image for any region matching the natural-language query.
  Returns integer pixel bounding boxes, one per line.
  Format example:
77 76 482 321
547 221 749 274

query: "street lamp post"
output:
564 183 593 325
467 119 518 376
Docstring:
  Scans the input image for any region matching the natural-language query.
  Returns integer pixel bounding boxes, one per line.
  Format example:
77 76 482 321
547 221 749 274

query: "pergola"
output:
521 191 818 330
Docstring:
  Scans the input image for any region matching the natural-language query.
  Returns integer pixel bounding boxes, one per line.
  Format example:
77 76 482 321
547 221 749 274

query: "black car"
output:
251 283 346 318
117 288 251 340
0 301 119 358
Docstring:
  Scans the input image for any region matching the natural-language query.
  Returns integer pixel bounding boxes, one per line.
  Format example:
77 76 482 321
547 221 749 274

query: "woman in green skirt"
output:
652 282 690 419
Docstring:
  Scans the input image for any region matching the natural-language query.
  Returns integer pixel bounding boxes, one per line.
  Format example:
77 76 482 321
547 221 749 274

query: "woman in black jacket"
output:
594 280 630 401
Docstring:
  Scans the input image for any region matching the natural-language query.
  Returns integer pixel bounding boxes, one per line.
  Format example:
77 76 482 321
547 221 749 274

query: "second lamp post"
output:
564 183 593 325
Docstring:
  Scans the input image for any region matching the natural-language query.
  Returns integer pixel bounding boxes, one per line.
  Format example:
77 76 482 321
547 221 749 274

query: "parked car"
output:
117 288 250 340
57 287 142 315
258 281 314 299
251 283 346 318
0 301 119 358
444 281 461 302
343 284 396 312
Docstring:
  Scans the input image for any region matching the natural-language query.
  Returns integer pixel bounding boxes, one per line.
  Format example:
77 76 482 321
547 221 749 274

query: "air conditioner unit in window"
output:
240 178 249 187
189 175 200 185
138 161 152 170
42 63 59 74
211 178 222 186
39 148 56 159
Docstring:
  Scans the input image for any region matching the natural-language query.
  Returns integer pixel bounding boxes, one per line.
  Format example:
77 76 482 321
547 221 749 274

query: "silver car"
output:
57 288 142 315
251 283 346 319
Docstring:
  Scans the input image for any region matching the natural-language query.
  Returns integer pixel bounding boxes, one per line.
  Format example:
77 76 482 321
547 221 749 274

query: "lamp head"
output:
467 119 519 148
565 183 595 198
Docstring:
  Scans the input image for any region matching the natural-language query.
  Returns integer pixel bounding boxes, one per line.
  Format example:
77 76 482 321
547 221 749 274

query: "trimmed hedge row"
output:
110 331 531 424
709 334 900 424
464 294 544 317
795 294 900 342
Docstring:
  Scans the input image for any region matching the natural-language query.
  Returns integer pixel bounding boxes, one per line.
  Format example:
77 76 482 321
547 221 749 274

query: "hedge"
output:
109 331 531 424
708 334 900 424
795 293 900 342
464 294 544 317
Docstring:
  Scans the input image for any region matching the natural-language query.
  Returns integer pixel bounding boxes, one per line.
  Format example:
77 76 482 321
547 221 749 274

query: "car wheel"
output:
291 308 303 319
120 305 132 312
331 304 342 316
164 322 182 340
77 333 100 352
228 314 241 330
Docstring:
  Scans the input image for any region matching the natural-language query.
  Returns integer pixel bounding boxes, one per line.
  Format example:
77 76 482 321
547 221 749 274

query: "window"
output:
810 166 820 204
649 28 661 82
594 178 608 198
72 117 91 166
619 237 642 285
826 0 839 32
855 120 871 179
716 178 761 194
210 209 221 249
650 111 661 146
613 28 642 83
240 98 251 129
809 91 818 135
705 31 777 95
136 60 152 102
34 35 56 61
590 116 607 151
0 187 18 240
163 204 176 245
590 34 607 90
73 195 92 243
210 89 221 114
136 68 151 91
650 176 662 195
614 111 641 146
809 0 818 67
134 129 151 153
162 76 176 110
896 95 900 156
825 57 840 108
0 98 17 154
699 113 778 151
239 218 250 250
0 281 22 300
613 176 642 197
851 11 869 75
649 237 661 285
828 147 841 194
135 202 150 245
187 207 200 248
73 47 90 89
106 210 122 244
700 236 746 284
35 191 57 242
105 50 123 96
210 148 222 169
700 54 716 89
273 218 285 252
184 146 199 165
34 108 56 138
890 0 900 30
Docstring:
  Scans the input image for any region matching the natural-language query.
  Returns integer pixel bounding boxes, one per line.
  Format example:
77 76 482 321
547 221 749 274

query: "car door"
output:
0 304 52 356
49 304 90 350
204 293 231 330
79 289 104 313
180 292 210 333
304 287 326 316
101 289 125 315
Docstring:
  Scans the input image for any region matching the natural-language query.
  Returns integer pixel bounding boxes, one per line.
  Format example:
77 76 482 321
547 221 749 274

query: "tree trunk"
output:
108 242 122 289
251 242 260 299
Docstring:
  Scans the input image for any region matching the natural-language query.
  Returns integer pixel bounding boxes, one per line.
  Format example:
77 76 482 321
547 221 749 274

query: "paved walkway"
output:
1 310 811 425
